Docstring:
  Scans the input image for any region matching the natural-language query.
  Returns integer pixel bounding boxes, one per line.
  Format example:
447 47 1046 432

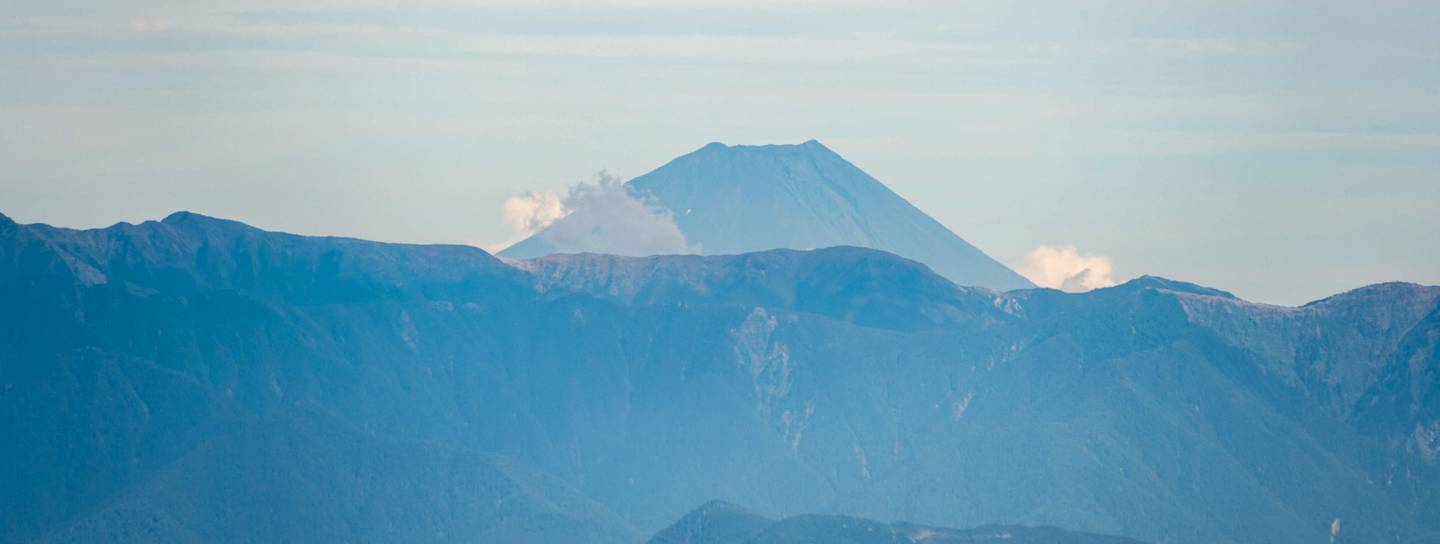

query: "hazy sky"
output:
3 1 1437 305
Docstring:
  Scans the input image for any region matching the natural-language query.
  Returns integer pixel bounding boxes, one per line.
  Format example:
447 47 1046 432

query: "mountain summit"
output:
500 141 1034 291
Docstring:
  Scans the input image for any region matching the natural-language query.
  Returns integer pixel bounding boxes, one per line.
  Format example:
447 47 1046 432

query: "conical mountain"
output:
500 140 1033 291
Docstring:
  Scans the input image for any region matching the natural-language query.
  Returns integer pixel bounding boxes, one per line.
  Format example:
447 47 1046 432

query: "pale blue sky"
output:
2 1 1437 304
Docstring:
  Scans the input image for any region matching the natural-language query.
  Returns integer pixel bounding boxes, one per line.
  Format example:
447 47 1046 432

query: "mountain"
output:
648 501 1148 544
0 212 632 544
33 409 638 544
4 212 1440 543
500 141 1035 291
513 247 1019 331
647 501 775 544
1352 300 1440 526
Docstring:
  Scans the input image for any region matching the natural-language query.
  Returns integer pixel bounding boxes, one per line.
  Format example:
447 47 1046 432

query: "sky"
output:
2 0 1437 305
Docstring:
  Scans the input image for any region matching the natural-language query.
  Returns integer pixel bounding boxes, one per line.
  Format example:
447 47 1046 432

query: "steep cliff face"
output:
1351 302 1440 526
1170 282 1440 413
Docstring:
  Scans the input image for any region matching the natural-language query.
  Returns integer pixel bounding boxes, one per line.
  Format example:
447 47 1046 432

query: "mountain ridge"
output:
648 501 1150 544
3 211 1439 543
514 246 1017 331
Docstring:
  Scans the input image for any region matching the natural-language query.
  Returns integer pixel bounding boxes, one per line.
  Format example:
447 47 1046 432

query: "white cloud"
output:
492 172 694 257
1015 245 1116 292
485 190 564 252
503 190 566 239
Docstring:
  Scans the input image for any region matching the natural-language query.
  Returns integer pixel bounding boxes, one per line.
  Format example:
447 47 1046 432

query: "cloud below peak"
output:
491 172 693 257
1015 245 1116 292
503 190 566 239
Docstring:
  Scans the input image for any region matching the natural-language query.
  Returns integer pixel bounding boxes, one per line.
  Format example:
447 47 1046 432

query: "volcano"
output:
500 140 1034 291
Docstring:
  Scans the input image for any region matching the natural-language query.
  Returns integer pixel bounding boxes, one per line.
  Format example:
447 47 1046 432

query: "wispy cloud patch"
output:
1016 245 1116 292
502 190 565 240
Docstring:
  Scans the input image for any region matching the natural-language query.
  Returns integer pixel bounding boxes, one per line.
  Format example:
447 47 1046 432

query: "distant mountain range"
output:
500 141 1035 291
648 501 1148 544
2 210 1438 543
